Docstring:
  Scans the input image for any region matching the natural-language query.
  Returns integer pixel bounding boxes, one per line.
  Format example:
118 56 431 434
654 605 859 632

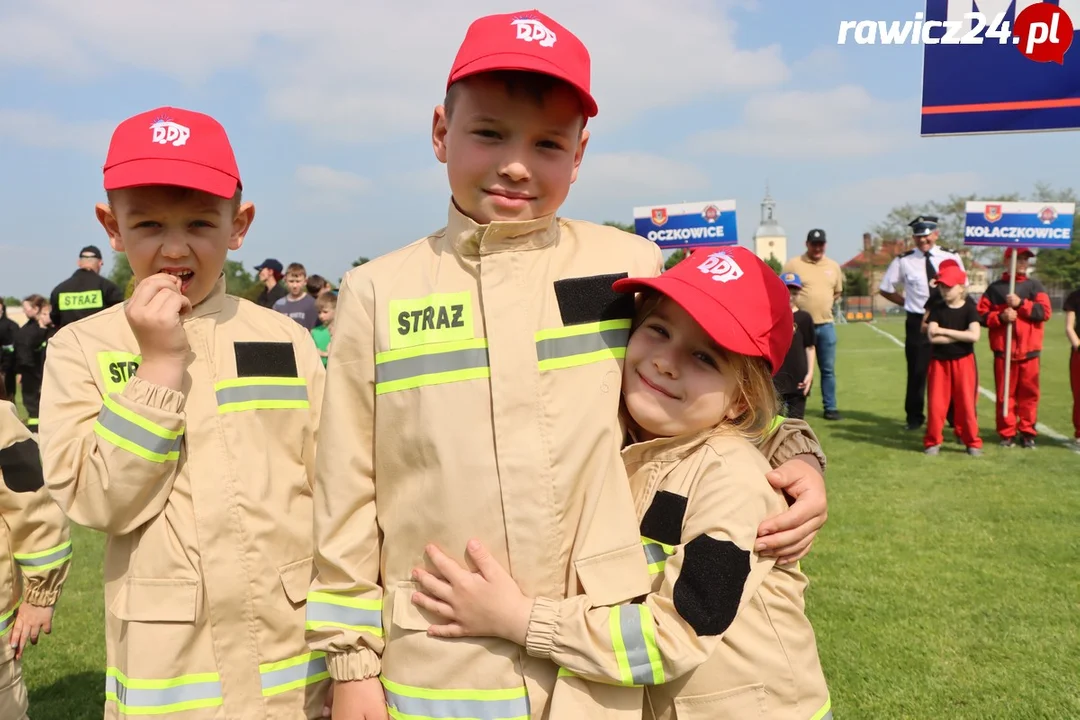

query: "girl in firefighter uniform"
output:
410 247 831 720
0 399 72 719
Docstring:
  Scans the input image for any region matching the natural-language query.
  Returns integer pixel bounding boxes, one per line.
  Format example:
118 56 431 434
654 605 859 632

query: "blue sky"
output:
2 0 1079 297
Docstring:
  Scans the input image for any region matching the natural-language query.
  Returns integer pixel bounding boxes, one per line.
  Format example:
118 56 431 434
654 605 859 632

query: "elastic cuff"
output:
122 375 186 414
24 585 60 607
326 649 381 681
524 596 559 659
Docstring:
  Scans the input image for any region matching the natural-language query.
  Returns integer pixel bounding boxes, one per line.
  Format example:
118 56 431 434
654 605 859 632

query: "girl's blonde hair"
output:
631 290 781 443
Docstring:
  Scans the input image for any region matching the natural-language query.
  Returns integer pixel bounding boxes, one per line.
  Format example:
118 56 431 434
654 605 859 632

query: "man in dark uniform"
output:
879 215 964 430
0 305 17 400
253 258 288 308
48 245 124 330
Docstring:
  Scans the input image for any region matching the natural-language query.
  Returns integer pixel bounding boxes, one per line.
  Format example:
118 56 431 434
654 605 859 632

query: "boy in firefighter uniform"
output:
976 247 1052 449
1 399 72 719
409 248 831 720
38 107 331 719
307 10 830 719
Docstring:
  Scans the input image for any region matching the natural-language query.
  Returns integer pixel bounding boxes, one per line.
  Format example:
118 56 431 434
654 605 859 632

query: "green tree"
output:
3 297 20 307
764 254 782 274
352 257 370 267
664 249 687 271
223 259 258 298
843 268 870 296
109 252 134 290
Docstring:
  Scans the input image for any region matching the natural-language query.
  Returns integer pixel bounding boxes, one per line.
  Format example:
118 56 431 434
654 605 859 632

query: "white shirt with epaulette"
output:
879 245 963 314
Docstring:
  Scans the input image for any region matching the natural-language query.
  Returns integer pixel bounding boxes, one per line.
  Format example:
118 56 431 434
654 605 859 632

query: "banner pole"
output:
1001 251 1018 421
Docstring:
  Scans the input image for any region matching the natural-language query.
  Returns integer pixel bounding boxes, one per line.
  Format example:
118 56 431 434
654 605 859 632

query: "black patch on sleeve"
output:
639 491 687 547
0 439 45 493
553 274 634 326
673 535 750 637
234 342 298 378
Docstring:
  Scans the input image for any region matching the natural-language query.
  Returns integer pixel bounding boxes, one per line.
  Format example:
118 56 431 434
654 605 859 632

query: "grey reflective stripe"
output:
643 542 669 566
820 713 833 720
17 544 73 568
215 384 307 405
306 602 382 630
105 674 222 708
619 607 657 686
536 328 629 361
375 348 489 384
261 655 327 692
383 687 530 720
97 405 181 457
0 611 14 634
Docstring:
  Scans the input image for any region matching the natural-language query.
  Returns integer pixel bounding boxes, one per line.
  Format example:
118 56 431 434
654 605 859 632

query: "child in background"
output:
312 292 336 367
924 259 982 456
306 275 333 299
775 272 816 420
409 247 831 720
1064 285 1080 451
13 296 54 432
273 262 320 331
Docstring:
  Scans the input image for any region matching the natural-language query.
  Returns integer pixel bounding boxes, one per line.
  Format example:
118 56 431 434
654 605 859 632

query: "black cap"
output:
807 229 827 243
254 258 283 273
79 245 103 259
909 215 939 237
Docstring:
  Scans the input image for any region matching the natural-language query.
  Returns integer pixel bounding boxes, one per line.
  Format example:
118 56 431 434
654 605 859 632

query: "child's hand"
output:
798 372 813 396
1001 308 1018 324
10 603 54 660
758 457 827 564
126 274 192 363
927 321 940 338
411 540 533 646
329 678 387 720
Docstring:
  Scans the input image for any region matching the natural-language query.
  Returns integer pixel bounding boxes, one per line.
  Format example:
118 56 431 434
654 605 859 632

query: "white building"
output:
753 187 787 266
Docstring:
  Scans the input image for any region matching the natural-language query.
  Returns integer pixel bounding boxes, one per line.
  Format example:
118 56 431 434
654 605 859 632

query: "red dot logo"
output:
1013 2 1074 64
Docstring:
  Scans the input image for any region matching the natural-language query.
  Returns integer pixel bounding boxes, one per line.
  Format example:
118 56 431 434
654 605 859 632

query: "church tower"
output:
753 185 787 265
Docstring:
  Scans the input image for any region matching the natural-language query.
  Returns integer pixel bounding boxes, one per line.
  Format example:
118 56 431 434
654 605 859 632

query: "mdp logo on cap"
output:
697 250 744 283
512 14 557 47
150 116 190 147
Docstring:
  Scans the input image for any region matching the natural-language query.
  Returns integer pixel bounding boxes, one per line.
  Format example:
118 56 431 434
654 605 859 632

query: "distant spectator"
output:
306 274 332 298
312 292 337 367
14 295 53 431
774 272 816 420
1065 285 1080 451
273 262 319 331
253 258 287 308
48 245 124 330
0 305 16 400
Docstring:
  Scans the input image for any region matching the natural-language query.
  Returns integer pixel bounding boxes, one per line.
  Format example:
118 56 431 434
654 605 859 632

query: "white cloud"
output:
691 85 912 158
0 0 788 143
295 164 372 210
0 109 113 153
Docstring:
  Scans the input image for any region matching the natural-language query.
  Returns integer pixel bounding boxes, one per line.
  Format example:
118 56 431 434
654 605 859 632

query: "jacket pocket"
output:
109 578 199 622
574 543 652 607
278 556 314 606
673 683 767 719
391 581 445 632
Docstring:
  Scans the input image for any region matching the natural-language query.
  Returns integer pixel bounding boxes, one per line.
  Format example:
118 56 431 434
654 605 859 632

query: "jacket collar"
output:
621 423 731 467
185 273 227 321
445 200 559 257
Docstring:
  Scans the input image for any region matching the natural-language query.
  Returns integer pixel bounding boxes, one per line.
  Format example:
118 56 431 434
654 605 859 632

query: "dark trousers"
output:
905 312 954 427
20 378 40 430
781 392 807 420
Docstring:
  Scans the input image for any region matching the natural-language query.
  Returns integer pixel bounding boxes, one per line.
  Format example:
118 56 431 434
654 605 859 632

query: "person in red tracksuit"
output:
923 260 982 456
976 247 1052 449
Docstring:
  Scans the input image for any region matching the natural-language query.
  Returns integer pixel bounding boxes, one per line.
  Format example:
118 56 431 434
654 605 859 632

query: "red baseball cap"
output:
103 107 241 199
935 259 967 287
1004 246 1034 259
613 246 794 375
447 10 597 118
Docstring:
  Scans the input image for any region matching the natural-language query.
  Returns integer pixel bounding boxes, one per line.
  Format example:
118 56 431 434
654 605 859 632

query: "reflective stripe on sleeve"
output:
260 651 329 697
94 395 183 463
381 677 530 720
811 696 833 720
535 320 630 371
15 540 73 573
105 668 223 715
610 604 664 686
305 591 383 636
641 536 676 576
0 601 21 638
374 339 489 395
214 377 309 413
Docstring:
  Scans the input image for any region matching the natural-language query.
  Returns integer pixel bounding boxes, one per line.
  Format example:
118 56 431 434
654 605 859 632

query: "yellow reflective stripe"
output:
0 600 21 637
610 605 664 686
95 396 183 463
810 695 832 720
26 418 38 427
642 536 676 576
556 666 577 678
105 668 223 715
534 319 632 342
305 591 384 636
101 395 183 439
381 677 529 720
214 377 309 413
768 414 786 435
259 651 329 697
375 339 489 395
15 540 73 572
536 320 631 372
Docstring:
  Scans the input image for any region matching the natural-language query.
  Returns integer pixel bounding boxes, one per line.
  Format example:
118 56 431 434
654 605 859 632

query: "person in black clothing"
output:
14 295 54 431
0 305 17 401
774 272 816 420
48 245 124 330
253 258 287 308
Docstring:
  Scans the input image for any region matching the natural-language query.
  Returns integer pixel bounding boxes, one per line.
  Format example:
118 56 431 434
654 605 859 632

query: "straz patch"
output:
97 352 142 394
389 292 473 350
59 290 103 311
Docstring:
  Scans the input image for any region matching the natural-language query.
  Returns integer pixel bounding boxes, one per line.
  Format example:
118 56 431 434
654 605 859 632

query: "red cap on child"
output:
1003 246 1034 259
935 259 967 287
613 246 794 375
447 9 598 118
103 107 241 199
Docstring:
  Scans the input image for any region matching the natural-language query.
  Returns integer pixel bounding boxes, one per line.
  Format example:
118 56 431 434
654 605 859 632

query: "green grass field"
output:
13 316 1080 718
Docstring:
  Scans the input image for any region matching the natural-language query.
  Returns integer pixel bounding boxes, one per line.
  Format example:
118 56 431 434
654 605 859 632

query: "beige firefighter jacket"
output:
39 276 330 719
0 401 71 662
307 204 826 720
525 419 832 720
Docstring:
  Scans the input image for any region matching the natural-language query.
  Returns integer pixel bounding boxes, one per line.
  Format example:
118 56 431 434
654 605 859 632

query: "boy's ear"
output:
230 202 256 252
432 105 450 164
96 203 125 252
570 128 590 185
